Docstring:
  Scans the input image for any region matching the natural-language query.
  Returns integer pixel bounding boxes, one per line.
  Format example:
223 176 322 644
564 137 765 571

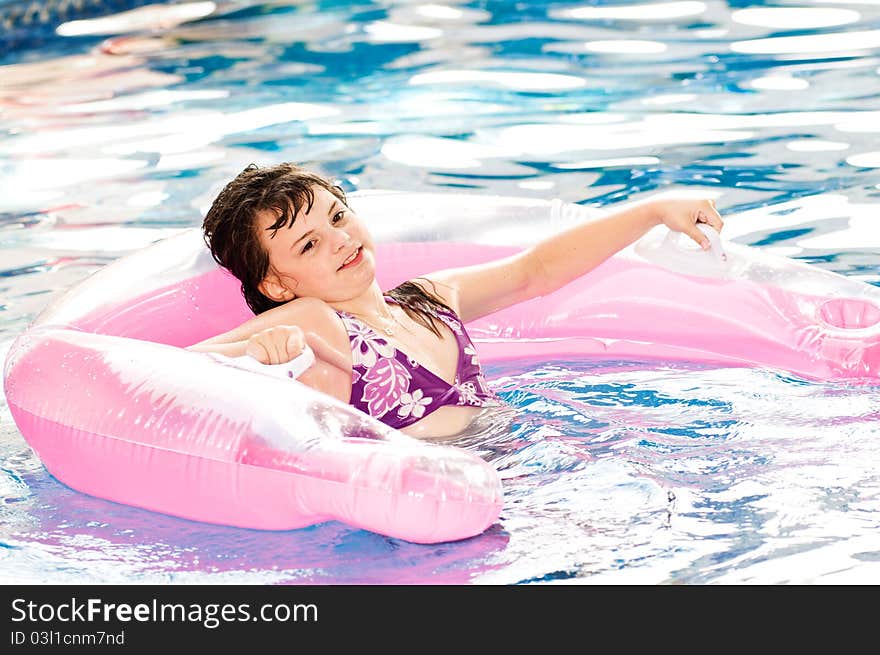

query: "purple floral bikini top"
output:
335 296 496 429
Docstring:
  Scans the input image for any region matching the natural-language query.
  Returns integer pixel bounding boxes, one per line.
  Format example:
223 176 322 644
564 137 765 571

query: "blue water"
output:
2 0 880 584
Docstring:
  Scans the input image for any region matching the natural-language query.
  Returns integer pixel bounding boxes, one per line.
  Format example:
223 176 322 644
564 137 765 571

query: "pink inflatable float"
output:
4 192 880 543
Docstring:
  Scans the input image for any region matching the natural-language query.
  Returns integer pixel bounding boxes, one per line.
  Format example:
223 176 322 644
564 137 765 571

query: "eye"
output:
301 239 316 254
332 210 346 224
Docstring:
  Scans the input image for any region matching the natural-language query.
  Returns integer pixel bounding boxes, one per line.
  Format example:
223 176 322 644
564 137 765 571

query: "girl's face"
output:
255 185 376 304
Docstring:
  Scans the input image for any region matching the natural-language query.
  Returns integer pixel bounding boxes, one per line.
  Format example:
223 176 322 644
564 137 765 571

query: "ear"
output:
258 273 297 303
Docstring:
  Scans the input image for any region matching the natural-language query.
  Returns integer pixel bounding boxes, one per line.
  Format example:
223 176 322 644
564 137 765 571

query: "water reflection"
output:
1 0 879 584
1 430 511 584
551 2 709 22
730 7 861 30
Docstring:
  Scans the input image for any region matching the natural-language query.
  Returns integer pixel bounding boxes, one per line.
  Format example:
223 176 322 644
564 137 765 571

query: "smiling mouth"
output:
338 246 362 271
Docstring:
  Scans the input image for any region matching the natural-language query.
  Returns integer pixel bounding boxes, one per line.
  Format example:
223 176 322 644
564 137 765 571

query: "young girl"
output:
188 162 724 439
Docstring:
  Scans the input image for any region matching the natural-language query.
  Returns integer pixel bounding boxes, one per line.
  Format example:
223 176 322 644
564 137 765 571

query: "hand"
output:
245 324 307 364
652 198 724 251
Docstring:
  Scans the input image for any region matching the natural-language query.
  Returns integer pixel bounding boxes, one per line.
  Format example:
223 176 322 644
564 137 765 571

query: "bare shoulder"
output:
276 296 336 322
274 297 347 339
196 296 347 348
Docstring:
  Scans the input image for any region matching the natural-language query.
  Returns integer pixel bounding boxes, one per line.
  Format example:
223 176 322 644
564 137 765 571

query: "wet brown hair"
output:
202 162 455 336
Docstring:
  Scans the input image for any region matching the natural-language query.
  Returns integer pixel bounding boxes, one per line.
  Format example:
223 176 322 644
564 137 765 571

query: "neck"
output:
330 282 392 319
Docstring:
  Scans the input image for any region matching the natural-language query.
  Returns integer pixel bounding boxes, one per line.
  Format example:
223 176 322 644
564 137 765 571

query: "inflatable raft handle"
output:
648 223 729 276
209 346 316 380
661 223 727 263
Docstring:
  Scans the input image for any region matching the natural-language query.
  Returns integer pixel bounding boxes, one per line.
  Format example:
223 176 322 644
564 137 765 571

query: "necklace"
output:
349 304 413 337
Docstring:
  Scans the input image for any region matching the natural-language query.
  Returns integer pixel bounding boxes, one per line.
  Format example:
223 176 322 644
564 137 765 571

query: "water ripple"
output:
1 0 879 584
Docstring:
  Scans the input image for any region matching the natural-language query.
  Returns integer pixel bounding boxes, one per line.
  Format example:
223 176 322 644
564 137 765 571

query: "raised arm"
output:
424 196 723 323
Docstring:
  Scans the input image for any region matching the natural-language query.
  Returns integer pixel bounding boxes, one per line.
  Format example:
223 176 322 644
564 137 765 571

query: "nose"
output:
330 225 351 252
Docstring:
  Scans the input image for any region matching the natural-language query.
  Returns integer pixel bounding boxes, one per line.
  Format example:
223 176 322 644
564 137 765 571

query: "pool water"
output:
2 0 879 584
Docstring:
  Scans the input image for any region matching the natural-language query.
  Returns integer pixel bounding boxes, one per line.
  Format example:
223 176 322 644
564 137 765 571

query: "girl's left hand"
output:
652 198 724 251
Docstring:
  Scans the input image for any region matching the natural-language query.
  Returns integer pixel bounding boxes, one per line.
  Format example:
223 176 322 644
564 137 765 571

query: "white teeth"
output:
341 248 358 267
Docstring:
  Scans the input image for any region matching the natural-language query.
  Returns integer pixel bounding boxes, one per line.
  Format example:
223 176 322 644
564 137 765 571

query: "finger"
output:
268 332 287 364
245 340 270 364
705 203 724 231
687 227 711 251
256 330 280 365
696 207 724 233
